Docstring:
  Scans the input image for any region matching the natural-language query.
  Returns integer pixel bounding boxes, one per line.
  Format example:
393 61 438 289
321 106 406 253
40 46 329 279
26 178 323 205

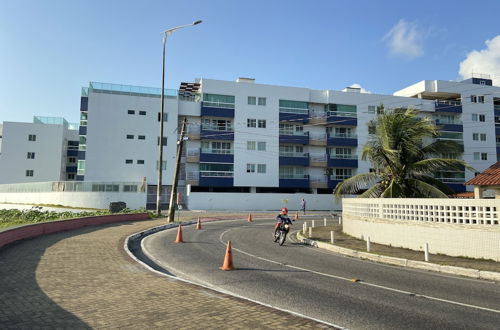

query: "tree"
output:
334 107 472 198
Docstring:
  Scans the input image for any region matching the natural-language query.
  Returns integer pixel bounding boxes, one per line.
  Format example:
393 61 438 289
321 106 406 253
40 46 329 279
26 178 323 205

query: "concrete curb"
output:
296 231 500 281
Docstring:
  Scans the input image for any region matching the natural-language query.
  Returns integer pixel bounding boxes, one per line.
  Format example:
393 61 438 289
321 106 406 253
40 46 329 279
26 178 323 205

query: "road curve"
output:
142 217 500 330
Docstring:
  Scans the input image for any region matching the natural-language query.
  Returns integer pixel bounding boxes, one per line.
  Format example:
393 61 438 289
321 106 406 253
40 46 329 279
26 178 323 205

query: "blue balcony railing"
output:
201 102 235 117
279 175 310 188
279 131 309 144
327 134 358 147
279 153 309 166
435 100 462 113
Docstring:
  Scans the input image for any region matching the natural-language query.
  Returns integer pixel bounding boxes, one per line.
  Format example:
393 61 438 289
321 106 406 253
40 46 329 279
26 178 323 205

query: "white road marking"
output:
219 226 500 315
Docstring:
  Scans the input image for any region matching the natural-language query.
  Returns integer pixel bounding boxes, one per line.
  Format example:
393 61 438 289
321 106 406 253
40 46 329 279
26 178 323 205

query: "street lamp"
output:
156 20 202 217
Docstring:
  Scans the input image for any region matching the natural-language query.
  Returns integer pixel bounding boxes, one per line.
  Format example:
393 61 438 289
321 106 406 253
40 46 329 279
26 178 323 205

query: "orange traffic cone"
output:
247 213 253 222
175 224 184 243
195 217 202 230
219 241 234 271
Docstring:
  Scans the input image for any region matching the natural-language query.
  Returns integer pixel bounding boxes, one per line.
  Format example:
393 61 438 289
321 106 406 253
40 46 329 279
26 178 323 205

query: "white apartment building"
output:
0 116 79 184
74 75 500 209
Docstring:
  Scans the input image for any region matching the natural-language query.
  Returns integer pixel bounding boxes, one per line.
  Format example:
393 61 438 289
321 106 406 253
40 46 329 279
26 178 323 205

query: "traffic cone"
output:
195 217 202 230
219 241 234 271
247 213 253 222
175 224 184 243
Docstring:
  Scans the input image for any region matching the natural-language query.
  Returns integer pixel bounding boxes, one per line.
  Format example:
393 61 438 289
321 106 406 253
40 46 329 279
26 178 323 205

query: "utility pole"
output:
167 117 188 223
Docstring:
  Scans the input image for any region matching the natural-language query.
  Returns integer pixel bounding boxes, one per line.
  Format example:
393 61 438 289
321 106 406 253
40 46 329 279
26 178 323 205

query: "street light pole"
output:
156 20 202 217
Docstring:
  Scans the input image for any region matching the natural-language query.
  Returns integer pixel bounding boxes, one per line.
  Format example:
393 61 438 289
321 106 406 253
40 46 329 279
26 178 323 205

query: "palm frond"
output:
333 172 379 197
406 178 449 198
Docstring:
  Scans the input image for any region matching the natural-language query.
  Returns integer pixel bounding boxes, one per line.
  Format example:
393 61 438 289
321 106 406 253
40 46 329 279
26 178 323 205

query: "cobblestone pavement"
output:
0 215 333 329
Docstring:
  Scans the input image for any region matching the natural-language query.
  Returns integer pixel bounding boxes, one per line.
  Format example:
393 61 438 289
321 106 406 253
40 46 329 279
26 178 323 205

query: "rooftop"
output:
465 162 500 186
84 82 178 98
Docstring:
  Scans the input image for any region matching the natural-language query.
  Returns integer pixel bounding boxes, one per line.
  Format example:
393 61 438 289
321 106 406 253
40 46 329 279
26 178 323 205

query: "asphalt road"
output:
142 217 500 329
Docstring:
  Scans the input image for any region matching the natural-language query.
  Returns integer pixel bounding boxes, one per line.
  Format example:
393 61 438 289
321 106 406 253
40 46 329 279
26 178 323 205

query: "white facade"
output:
0 118 79 184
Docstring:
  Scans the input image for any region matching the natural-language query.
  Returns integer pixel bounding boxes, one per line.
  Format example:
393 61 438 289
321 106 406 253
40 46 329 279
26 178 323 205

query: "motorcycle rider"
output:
274 207 293 236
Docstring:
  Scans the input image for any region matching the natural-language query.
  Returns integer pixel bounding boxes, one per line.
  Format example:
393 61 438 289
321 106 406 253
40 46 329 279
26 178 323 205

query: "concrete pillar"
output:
473 186 484 199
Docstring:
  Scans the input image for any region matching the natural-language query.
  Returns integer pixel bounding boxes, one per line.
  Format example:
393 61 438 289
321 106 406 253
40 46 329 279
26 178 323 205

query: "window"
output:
368 105 376 114
139 111 147 116
137 160 145 164
27 152 35 159
125 159 133 164
473 133 479 141
258 97 266 106
67 173 75 180
247 163 256 173
247 119 256 128
202 118 232 131
201 141 232 154
68 157 76 163
247 141 256 150
478 96 485 103
474 152 488 161
138 135 146 140
157 137 167 146
156 161 167 170
26 170 34 177
470 95 477 103
258 120 266 128
157 112 168 122
126 134 134 139
203 94 235 108
123 185 138 192
28 134 36 141
479 114 485 122
474 152 480 160
248 96 256 105
105 184 119 192
334 127 352 137
128 110 135 115
335 168 352 179
480 133 486 141
257 141 266 151
257 164 266 173
334 148 353 159
472 114 478 121
481 153 488 160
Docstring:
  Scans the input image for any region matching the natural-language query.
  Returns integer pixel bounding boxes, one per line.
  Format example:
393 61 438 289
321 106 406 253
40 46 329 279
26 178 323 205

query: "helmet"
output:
281 207 288 214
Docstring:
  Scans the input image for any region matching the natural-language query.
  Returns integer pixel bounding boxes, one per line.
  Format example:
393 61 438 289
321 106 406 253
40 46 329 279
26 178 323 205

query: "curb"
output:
296 231 500 282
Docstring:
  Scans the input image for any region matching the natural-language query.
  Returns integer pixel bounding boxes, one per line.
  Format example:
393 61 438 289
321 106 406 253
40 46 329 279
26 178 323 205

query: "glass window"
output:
248 96 256 105
257 142 266 151
481 153 488 160
258 120 266 128
67 173 75 180
247 163 255 173
479 114 485 122
25 170 34 177
474 152 480 160
125 159 133 164
473 133 479 141
138 135 146 140
123 185 138 192
126 134 134 139
27 152 35 159
128 110 135 115
91 184 105 192
105 184 119 192
247 119 256 127
137 160 145 164
156 161 167 170
247 141 256 150
368 105 376 113
258 97 266 106
257 164 266 173
157 137 167 146
139 111 146 115
203 94 235 108
478 96 485 103
68 157 76 163
472 114 478 121
470 95 477 103
28 134 36 141
279 123 294 135
480 133 486 141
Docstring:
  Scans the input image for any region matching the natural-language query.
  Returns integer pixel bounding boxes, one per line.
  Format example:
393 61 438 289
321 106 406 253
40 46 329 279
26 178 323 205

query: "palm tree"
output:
334 107 472 198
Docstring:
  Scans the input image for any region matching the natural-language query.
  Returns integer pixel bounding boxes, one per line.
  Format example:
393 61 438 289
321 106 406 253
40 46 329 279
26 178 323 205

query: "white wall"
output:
0 191 147 210
186 191 340 211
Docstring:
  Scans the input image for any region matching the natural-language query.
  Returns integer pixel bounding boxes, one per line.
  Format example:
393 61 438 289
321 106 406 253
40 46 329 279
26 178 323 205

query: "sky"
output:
1 0 500 124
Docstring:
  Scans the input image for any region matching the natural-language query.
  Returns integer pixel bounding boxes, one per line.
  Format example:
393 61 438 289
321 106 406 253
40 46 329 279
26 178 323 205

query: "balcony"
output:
200 148 234 163
279 131 309 144
199 171 234 187
308 114 327 125
309 133 327 146
201 101 235 118
327 154 358 167
201 125 234 140
494 105 500 116
309 154 327 167
310 175 328 188
435 100 462 113
279 174 310 188
496 127 500 136
279 107 309 123
279 152 309 166
327 133 358 147
434 120 463 132
327 111 357 126
186 126 200 140
187 172 199 185
186 149 200 163
79 126 87 135
66 166 77 173
67 149 78 157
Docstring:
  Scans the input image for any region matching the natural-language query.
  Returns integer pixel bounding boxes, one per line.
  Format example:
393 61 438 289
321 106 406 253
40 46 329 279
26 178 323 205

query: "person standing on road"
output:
300 198 306 215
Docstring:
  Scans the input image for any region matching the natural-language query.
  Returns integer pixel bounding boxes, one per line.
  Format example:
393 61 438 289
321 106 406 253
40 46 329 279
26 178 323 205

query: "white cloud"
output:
383 19 424 59
342 83 372 94
459 35 500 85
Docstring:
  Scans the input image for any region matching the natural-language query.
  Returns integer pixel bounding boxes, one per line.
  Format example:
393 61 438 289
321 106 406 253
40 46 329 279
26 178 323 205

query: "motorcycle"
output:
273 222 290 246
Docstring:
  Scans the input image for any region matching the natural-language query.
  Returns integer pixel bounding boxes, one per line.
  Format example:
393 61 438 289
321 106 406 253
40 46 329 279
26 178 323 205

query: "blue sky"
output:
1 0 500 123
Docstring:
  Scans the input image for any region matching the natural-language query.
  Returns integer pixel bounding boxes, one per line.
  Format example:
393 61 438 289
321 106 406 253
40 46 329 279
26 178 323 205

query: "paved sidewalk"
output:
0 215 331 329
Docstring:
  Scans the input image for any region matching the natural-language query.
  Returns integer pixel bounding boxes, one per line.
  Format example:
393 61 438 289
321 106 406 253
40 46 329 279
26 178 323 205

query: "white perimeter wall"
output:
0 192 147 210
342 198 500 261
187 191 340 211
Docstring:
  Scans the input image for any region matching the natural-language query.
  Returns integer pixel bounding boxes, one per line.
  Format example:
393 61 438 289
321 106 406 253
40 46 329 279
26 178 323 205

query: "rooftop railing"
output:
89 82 178 98
202 101 235 109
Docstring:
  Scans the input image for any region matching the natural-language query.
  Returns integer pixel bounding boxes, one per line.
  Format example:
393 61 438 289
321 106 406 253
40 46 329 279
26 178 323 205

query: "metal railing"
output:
435 100 462 106
434 119 463 125
279 174 309 180
310 154 327 162
279 107 309 114
435 177 465 183
202 101 235 109
327 111 357 118
329 154 357 160
0 181 144 193
201 124 234 131
201 148 233 155
279 152 308 158
200 171 234 177
328 132 357 138
279 130 308 136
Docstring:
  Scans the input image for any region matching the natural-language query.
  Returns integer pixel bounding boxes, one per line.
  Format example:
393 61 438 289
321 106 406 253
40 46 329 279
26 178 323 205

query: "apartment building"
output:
0 116 79 184
75 75 500 209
